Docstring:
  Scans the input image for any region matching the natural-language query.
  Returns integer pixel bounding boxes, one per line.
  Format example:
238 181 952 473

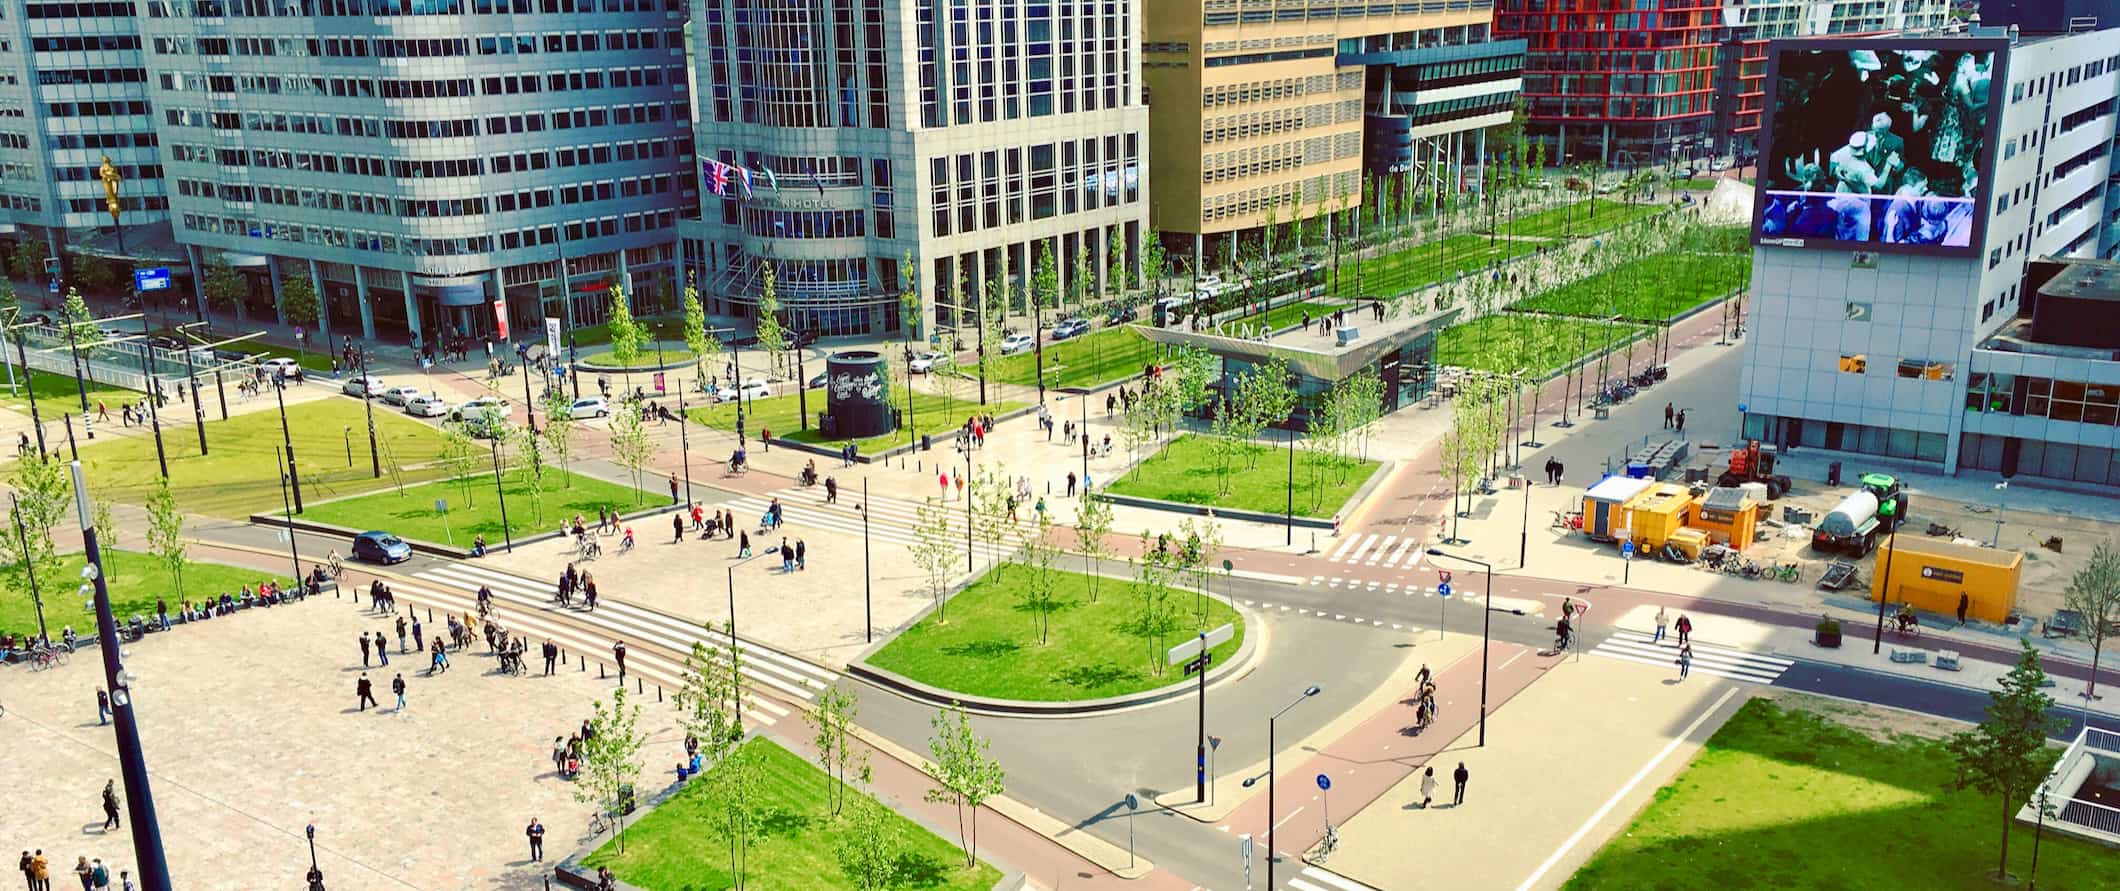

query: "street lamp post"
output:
176 323 207 455
358 347 380 477
10 321 47 455
304 823 323 891
1426 548 1515 747
518 354 538 434
135 311 168 477
861 479 873 643
273 446 304 581
272 375 303 513
9 493 50 645
1240 685 1321 891
963 447 974 573
489 437 514 553
1284 424 1295 546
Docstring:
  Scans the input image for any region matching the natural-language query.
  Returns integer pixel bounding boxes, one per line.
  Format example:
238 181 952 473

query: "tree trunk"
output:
970 806 981 867
2091 639 2105 699
1997 795 2013 880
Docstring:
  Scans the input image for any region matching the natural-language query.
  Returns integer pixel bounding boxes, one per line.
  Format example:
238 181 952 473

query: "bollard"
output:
580 656 586 672
599 663 606 679
636 677 643 694
428 607 434 622
657 685 663 703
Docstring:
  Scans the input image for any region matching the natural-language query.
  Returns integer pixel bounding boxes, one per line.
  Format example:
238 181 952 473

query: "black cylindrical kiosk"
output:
823 350 894 439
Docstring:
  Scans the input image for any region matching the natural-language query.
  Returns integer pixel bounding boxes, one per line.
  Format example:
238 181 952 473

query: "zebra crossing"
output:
1588 629 1793 685
1286 864 1383 891
715 486 964 549
405 560 843 720
1323 532 1421 568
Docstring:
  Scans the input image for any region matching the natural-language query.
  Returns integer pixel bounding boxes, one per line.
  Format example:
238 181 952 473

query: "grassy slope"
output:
1512 251 1750 321
1106 433 1378 519
3 550 294 640
296 469 653 544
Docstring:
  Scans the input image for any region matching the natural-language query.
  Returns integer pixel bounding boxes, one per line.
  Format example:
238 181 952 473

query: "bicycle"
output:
326 552 345 580
576 537 602 561
1314 825 1340 862
28 644 66 672
1775 562 1801 583
1894 613 1922 639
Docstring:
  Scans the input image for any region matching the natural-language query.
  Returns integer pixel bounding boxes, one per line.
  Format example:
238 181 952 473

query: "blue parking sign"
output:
1437 582 1452 598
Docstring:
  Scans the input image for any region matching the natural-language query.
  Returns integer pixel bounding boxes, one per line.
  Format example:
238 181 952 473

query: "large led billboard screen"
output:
1754 40 2004 254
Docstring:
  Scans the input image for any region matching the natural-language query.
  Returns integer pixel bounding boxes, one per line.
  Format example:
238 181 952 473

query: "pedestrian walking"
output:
411 617 424 652
781 536 794 573
374 630 390 666
431 639 448 674
1066 471 1078 497
669 475 680 504
356 673 378 711
97 689 110 726
526 818 546 862
20 851 33 890
1956 592 1970 627
70 859 87 891
673 512 685 543
1653 606 1668 643
1553 459 1564 485
396 616 408 653
584 577 599 611
29 851 47 891
1674 410 1686 435
101 779 120 830
614 640 627 681
359 632 371 667
738 531 751 558
795 538 806 571
116 873 130 891
1418 766 1436 808
1663 402 1674 429
392 673 406 713
87 861 104 891
543 639 559 675
1453 762 1469 805
1677 644 1694 680
1675 614 1692 646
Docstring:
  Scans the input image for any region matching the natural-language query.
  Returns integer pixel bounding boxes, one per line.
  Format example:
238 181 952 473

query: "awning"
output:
69 220 191 265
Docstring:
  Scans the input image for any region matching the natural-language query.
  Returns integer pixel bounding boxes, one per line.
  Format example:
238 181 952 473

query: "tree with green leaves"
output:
576 686 646 852
1208 396 1245 495
511 423 547 525
2063 541 2120 700
1106 227 1130 299
805 683 866 817
1176 516 1223 622
1236 355 1296 469
1130 535 1184 677
9 240 45 283
3 448 71 610
1141 233 1167 299
1015 510 1062 644
967 466 1012 571
929 330 964 426
755 263 788 378
608 402 653 504
60 288 94 338
976 258 1006 405
92 489 119 582
1071 494 1114 603
438 422 481 509
72 254 117 295
539 390 577 482
711 741 769 888
676 632 741 765
145 476 186 597
0 279 20 320
898 251 924 343
911 496 958 621
279 270 321 330
605 285 642 366
924 703 1005 869
834 793 903 890
681 282 722 388
1029 246 1060 397
203 252 245 318
1943 640 2064 882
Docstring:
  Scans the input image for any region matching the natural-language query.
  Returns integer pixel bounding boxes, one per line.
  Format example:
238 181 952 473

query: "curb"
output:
844 598 1263 717
1092 458 1392 531
247 500 689 559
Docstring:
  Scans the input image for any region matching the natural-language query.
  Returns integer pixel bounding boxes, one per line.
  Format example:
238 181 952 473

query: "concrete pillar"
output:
352 265 376 342
400 269 420 349
309 258 330 348
268 259 286 325
184 244 204 322
1192 232 1202 283
616 248 634 308
1601 123 1612 167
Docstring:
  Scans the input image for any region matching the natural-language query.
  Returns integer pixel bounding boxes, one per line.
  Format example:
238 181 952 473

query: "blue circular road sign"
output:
1437 582 1452 598
1315 774 1331 791
1622 540 1635 556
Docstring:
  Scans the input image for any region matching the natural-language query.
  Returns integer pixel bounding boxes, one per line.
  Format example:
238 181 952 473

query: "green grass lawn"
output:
567 317 691 347
0 365 133 410
975 325 1161 390
1107 433 1379 519
1567 698 2114 890
867 563 1245 701
1512 250 1750 321
576 344 708 370
1492 197 1665 240
586 737 1000 891
1435 314 1648 378
294 468 652 545
688 389 1026 454
69 398 453 517
1237 299 1353 333
1333 232 1539 300
2 550 294 642
200 338 337 373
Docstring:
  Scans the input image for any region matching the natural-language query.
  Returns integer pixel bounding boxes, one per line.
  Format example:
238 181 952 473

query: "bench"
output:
1888 647 1927 664
1934 650 1961 671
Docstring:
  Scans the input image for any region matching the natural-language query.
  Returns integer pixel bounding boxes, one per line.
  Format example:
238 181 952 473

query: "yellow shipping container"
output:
1869 535 2022 624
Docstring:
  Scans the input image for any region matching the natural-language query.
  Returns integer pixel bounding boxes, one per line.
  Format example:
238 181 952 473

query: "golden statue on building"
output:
99 155 122 223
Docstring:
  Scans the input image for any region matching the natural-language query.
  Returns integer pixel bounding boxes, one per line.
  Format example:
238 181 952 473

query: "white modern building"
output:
678 0 1150 338
1739 25 2120 487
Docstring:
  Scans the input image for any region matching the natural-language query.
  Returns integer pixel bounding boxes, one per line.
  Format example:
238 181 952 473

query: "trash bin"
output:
1827 461 1843 487
921 433 933 451
1626 462 1652 479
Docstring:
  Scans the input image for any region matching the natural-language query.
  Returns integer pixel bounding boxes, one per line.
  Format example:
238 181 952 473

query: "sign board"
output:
546 317 563 358
134 267 171 292
653 372 666 393
493 299 510 340
1315 774 1331 791
1222 559 1233 572
434 499 447 513
1437 581 1452 598
1240 835 1254 884
1166 622 1237 665
1438 569 1452 585
1181 652 1214 676
1123 794 1138 811
1920 565 1965 584
1622 540 1635 558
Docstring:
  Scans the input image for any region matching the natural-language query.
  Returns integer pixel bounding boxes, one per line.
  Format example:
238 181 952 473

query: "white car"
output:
259 357 301 377
403 394 450 417
449 395 508 422
342 376 385 397
1000 333 1036 354
907 351 941 374
564 396 610 419
378 385 422 406
715 378 772 402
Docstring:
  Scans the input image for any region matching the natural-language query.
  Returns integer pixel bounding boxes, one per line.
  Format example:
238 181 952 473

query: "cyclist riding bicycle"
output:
1896 603 1918 633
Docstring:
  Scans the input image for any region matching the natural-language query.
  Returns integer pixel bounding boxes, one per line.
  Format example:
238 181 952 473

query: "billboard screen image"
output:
1755 42 2000 252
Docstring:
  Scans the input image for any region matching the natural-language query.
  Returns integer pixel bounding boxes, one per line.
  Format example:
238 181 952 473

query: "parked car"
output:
1000 332 1036 354
1051 318 1091 340
787 330 818 349
1106 304 1137 325
448 395 508 422
379 385 422 406
715 379 772 402
351 530 411 565
259 357 301 378
342 376 386 397
807 372 828 389
907 351 940 373
403 394 450 417
563 396 611 419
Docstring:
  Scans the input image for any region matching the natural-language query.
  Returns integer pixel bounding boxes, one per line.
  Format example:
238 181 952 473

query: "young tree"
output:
924 703 1005 869
975 260 1006 405
967 466 1012 571
911 496 958 621
899 250 923 344
511 424 548 525
711 741 769 889
1105 226 1131 299
804 683 866 817
754 263 789 377
1235 355 1296 469
92 489 119 582
1029 246 1060 394
202 252 246 317
539 390 577 482
928 331 964 425
60 288 94 339
676 636 739 768
437 421 481 509
145 476 187 596
1943 640 2063 882
0 280 20 320
9 240 44 283
1015 511 1062 644
2063 541 2120 700
575 686 646 852
608 404 653 505
1177 515 1224 620
834 794 903 891
605 285 642 366
681 282 723 389
1141 234 1167 299
279 271 321 330
1130 538 1185 677
1071 494 1114 603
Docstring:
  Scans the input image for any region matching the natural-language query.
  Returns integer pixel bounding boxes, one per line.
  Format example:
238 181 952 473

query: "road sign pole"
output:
1196 630 1208 804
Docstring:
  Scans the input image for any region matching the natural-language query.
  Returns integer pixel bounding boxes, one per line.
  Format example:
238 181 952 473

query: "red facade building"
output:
1494 0 1722 165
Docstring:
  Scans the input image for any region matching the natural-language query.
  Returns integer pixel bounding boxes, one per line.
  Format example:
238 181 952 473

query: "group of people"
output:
555 562 601 610
1411 664 1439 732
17 849 133 891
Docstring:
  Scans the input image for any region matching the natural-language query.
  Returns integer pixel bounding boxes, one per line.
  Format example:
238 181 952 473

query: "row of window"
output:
25 2 136 17
163 104 679 139
188 0 677 15
32 35 142 52
1201 73 1356 109
741 208 868 240
149 30 670 60
36 67 147 86
926 135 1141 239
46 100 151 118
490 136 688 175
1966 374 2120 427
178 208 679 257
47 131 159 150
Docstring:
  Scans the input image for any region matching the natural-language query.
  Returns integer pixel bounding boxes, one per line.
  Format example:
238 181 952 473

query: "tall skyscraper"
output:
1143 2 1524 266
1717 1 1953 160
680 0 1151 339
137 0 695 347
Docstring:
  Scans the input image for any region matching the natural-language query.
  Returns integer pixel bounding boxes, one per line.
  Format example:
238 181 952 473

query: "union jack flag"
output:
706 161 729 195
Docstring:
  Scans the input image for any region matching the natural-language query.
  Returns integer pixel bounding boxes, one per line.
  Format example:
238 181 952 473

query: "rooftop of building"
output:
1132 301 1462 381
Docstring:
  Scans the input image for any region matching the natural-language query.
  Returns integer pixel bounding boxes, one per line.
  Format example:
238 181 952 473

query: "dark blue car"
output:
351 531 412 565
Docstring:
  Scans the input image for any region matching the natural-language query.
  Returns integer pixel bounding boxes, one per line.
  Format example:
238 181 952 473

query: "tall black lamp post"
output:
305 823 324 890
1425 548 1522 748
1239 685 1321 891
